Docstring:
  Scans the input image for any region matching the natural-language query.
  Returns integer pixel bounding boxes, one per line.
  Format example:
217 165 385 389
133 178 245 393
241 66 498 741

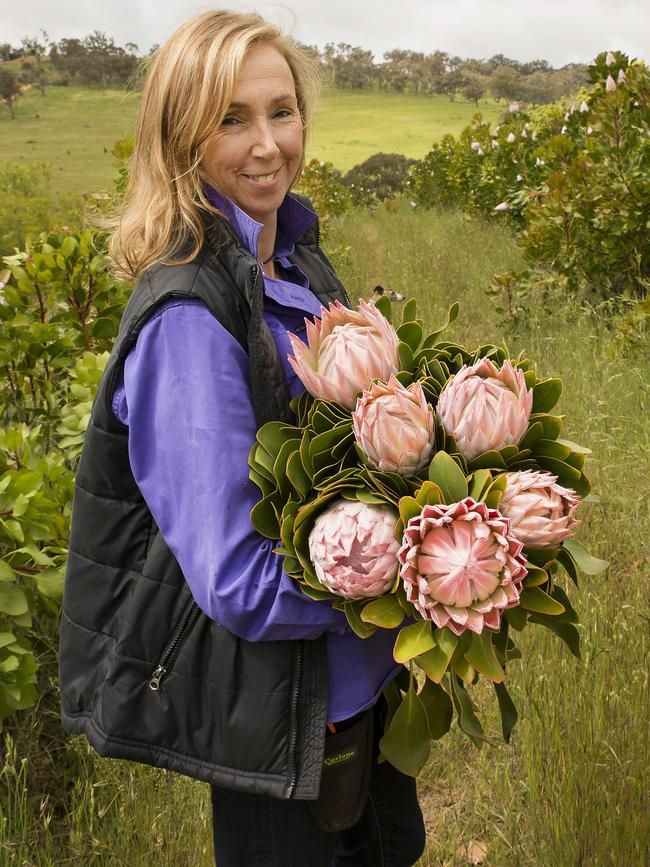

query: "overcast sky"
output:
1 0 648 67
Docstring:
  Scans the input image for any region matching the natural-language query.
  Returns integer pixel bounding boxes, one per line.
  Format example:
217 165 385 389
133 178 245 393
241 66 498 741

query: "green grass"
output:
2 205 647 865
0 84 502 195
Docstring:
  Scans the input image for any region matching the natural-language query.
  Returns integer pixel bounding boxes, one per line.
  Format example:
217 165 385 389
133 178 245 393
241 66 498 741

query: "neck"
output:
257 212 277 266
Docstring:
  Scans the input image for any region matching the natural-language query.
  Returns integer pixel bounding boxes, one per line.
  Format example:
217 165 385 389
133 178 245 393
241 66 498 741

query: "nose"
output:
250 116 280 160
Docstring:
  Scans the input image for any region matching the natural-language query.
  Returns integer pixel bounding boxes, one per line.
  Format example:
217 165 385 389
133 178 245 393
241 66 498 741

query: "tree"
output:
462 73 488 106
0 69 20 118
490 65 523 102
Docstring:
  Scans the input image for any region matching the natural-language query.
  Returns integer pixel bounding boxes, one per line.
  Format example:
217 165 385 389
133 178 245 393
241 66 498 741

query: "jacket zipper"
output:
285 642 304 798
149 600 200 691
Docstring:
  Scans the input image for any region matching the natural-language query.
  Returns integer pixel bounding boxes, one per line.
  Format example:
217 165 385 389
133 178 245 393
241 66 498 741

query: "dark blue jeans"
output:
211 700 426 866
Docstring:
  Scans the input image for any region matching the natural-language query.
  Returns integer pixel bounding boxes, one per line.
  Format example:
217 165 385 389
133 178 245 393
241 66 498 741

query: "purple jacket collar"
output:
205 186 316 262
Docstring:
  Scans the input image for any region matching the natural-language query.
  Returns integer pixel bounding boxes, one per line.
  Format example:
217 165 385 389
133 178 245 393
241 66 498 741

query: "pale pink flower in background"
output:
353 376 435 476
436 358 533 461
499 470 581 549
494 202 509 212
398 498 527 635
506 132 516 143
606 75 617 92
288 300 399 409
617 68 626 84
308 500 400 599
508 102 520 112
605 51 616 66
580 100 589 112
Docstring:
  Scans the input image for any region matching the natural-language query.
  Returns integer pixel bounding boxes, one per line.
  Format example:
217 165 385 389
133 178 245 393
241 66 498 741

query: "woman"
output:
59 11 426 866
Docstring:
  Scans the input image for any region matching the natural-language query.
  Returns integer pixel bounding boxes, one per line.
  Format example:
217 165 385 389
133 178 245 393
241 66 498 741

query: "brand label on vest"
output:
324 746 358 767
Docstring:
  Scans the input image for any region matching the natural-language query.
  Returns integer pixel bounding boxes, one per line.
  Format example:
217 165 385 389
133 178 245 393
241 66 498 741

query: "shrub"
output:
342 152 418 206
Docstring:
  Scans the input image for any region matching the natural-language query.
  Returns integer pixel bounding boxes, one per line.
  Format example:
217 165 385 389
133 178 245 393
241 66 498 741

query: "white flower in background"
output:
516 174 523 181
535 157 545 166
606 75 617 92
409 200 417 208
494 202 510 212
491 139 500 148
507 132 516 143
521 129 528 138
561 125 567 134
580 100 589 112
509 102 520 112
570 104 576 113
587 126 593 134
564 112 569 121
470 141 481 151
618 69 626 84
605 51 616 66
532 130 538 141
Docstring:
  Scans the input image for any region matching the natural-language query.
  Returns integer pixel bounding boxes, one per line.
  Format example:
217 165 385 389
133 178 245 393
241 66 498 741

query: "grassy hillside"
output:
0 84 503 195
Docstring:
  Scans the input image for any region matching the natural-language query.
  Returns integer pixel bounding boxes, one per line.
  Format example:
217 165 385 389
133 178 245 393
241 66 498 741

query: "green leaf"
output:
467 450 507 472
522 563 550 587
360 595 404 628
401 298 418 324
414 481 443 507
427 452 468 502
398 496 421 527
0 561 14 583
465 630 505 682
519 587 565 615
528 613 581 659
468 469 492 502
562 539 608 575
34 569 64 599
249 497 281 539
393 620 435 664
416 629 458 683
396 321 423 353
398 342 414 371
504 606 528 631
379 676 431 777
532 378 563 413
286 450 311 499
449 675 485 747
518 421 544 451
374 294 392 322
343 601 378 639
417 679 453 740
493 681 518 742
0 584 29 617
556 547 579 587
529 413 563 440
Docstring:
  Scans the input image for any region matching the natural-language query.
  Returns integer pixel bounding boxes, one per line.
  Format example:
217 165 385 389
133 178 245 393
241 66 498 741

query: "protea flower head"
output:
617 68 626 84
352 375 435 476
288 300 399 409
606 74 617 92
605 51 616 66
499 470 581 549
308 499 400 599
398 498 527 635
436 358 533 461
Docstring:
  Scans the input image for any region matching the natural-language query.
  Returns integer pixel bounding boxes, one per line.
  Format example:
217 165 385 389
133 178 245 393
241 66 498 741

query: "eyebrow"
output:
226 93 297 110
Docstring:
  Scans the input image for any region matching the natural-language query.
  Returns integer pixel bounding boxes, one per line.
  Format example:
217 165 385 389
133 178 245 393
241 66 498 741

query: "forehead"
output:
231 43 296 99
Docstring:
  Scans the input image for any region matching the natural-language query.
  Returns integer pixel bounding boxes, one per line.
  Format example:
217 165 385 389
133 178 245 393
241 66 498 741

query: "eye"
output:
273 108 295 119
221 115 241 127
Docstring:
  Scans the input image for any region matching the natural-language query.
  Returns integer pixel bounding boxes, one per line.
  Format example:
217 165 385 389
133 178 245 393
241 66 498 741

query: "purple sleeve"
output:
119 298 348 641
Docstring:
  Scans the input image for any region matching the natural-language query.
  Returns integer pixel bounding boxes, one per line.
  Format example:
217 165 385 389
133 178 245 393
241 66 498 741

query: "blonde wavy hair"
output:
107 10 322 280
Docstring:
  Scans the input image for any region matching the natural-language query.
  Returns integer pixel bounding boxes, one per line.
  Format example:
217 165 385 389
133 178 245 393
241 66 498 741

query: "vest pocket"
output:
148 598 201 691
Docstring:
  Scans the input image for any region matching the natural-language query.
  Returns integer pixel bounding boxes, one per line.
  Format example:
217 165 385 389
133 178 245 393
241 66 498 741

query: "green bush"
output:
408 52 649 305
0 227 129 726
342 152 418 206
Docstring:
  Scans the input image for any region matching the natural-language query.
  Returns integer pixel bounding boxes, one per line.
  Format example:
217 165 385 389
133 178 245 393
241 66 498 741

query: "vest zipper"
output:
148 600 200 691
285 642 304 798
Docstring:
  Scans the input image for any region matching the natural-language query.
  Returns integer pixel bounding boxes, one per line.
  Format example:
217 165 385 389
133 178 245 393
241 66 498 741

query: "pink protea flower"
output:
499 469 581 549
288 300 399 409
398 498 527 635
352 376 435 476
308 499 400 599
436 358 533 461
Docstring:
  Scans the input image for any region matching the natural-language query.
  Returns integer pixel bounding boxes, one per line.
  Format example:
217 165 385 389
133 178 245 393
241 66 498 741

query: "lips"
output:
242 166 283 184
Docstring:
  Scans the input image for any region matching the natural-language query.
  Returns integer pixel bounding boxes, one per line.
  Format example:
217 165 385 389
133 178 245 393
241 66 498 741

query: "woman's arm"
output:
115 297 348 641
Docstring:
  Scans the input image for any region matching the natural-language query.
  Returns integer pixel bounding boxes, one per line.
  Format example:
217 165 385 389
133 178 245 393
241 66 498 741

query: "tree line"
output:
0 31 589 118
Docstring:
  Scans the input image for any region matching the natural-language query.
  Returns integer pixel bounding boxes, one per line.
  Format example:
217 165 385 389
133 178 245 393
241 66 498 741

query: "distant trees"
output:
49 32 139 87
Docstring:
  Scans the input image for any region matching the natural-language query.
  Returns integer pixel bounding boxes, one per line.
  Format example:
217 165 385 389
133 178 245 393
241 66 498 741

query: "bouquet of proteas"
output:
249 297 607 776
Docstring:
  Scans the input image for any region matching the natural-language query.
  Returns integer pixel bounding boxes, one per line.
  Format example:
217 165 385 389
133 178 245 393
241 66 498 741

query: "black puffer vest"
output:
59 195 349 800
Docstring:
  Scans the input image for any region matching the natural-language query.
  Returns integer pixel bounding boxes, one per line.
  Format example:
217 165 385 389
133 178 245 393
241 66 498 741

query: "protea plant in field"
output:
308 499 400 599
499 470 580 548
397 496 527 635
287 299 399 409
352 376 435 476
436 357 532 461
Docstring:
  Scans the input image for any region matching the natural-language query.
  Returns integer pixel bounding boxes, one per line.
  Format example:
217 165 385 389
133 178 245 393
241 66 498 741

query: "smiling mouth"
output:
242 167 283 184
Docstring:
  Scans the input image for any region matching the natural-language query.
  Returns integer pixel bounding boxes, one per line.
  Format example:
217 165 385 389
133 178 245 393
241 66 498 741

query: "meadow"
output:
0 84 502 193
0 73 648 865
2 203 648 866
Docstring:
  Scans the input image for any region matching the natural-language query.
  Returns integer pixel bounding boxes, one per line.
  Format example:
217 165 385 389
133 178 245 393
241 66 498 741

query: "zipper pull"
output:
148 665 166 691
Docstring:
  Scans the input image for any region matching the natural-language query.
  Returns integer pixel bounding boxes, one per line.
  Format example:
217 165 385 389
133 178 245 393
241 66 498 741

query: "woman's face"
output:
202 42 304 224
